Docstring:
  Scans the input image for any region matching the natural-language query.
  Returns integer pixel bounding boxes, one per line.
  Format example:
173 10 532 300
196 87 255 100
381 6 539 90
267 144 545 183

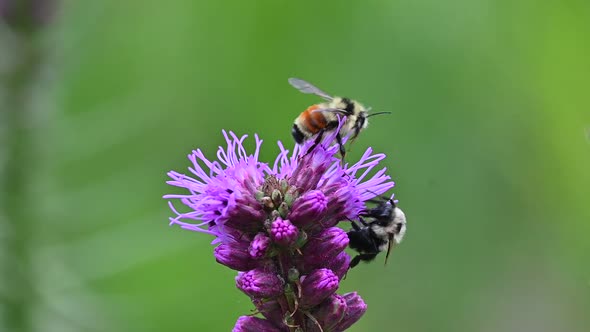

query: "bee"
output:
347 195 407 269
288 77 390 159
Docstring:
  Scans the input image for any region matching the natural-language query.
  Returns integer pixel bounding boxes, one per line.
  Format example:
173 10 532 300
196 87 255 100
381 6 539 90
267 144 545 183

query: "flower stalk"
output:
1 3 57 330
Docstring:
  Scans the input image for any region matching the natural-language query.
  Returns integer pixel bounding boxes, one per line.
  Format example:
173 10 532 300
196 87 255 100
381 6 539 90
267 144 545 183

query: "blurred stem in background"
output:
1 1 56 331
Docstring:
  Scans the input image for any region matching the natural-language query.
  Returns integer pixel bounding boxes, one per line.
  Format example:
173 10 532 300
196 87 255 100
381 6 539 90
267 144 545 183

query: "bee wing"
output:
310 107 348 116
288 78 334 101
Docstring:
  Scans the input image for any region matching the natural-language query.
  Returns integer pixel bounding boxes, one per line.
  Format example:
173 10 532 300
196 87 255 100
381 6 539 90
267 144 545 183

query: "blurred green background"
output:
1 0 589 331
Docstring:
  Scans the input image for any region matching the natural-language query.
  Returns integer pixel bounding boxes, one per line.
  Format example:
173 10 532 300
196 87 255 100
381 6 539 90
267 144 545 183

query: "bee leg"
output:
358 216 369 226
335 132 346 162
350 220 362 231
349 255 362 269
349 253 378 269
302 129 325 158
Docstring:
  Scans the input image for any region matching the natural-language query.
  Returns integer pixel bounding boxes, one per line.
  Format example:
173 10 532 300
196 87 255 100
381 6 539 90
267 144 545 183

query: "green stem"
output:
0 28 44 332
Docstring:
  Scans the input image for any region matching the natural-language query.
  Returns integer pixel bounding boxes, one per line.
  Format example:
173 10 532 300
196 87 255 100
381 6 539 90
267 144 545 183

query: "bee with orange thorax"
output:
289 78 389 159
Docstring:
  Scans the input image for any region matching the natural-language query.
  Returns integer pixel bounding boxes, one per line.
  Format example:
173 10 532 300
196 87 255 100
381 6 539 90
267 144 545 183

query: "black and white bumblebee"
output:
347 195 407 269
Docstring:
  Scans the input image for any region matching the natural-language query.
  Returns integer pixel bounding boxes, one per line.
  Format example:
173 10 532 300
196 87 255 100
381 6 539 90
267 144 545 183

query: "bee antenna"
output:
366 111 392 118
363 189 396 206
363 189 384 198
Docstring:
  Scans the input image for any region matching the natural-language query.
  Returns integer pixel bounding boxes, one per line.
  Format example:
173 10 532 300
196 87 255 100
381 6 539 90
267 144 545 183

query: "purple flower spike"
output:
214 241 258 271
334 292 368 331
302 227 349 264
249 233 271 259
232 316 284 332
165 129 401 331
270 218 298 246
236 269 284 299
288 190 328 228
300 268 340 307
310 294 347 331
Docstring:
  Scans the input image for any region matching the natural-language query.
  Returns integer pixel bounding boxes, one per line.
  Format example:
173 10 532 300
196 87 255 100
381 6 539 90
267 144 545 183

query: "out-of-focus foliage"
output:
1 0 589 331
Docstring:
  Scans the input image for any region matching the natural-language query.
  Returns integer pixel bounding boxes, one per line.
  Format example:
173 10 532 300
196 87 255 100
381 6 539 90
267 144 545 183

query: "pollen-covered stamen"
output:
270 218 298 247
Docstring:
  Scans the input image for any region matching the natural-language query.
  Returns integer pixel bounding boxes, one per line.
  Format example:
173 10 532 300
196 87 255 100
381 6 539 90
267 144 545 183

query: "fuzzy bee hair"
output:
347 195 407 269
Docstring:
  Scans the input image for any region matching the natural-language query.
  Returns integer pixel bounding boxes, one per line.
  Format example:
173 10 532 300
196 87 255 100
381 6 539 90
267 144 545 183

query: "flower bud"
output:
288 190 328 228
325 251 351 280
253 299 285 329
249 233 271 259
270 218 298 247
309 294 347 331
283 191 296 207
236 269 284 299
300 268 339 308
290 148 332 191
305 149 332 183
334 292 367 331
232 316 282 332
261 196 274 209
225 193 265 232
277 202 289 219
287 267 300 282
271 189 282 206
279 179 289 192
322 186 360 228
214 241 257 271
301 227 349 265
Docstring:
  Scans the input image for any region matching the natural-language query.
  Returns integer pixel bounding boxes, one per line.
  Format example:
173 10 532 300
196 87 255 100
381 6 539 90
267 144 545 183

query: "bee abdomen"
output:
292 124 306 143
348 229 380 253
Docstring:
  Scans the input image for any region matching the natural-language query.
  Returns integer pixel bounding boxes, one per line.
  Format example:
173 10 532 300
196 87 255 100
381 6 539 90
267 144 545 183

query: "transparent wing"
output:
288 78 333 101
310 107 348 116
